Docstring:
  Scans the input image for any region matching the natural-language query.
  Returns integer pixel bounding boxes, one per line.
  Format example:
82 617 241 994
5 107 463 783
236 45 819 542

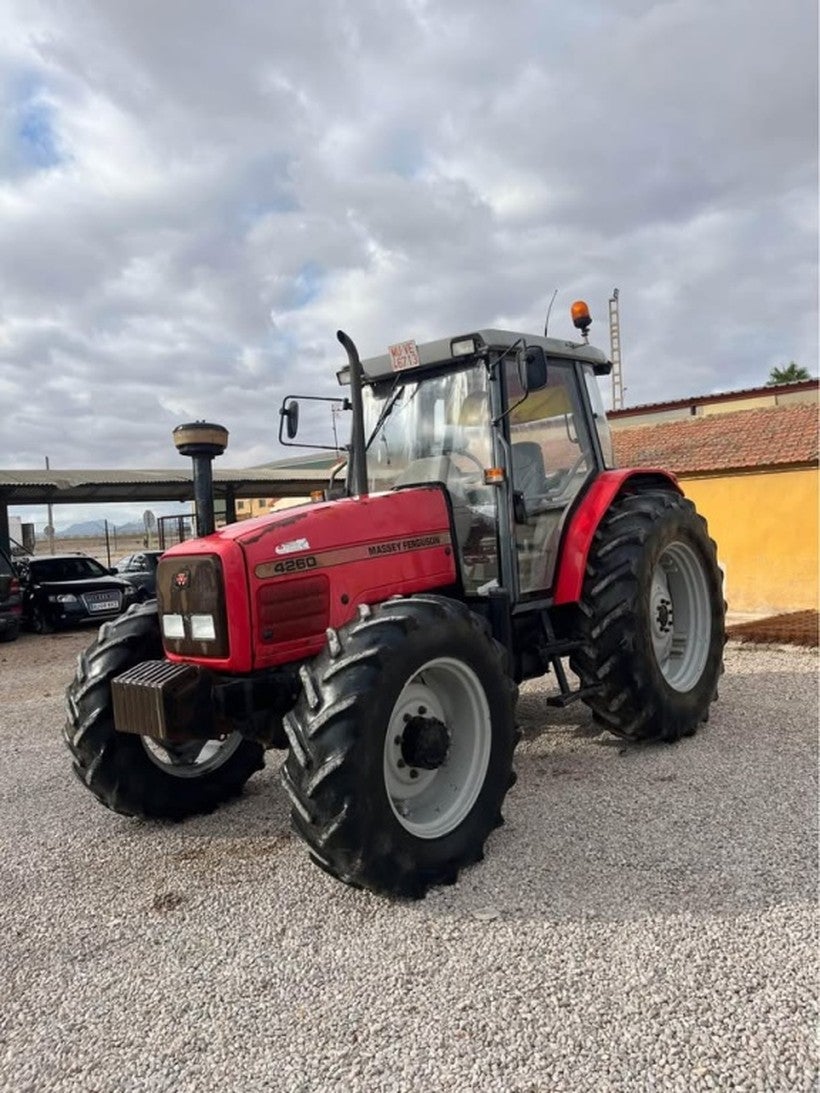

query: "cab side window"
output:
506 361 595 594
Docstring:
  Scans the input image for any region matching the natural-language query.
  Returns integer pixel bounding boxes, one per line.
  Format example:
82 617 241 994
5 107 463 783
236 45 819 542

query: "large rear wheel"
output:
570 488 725 742
64 603 264 819
281 596 518 898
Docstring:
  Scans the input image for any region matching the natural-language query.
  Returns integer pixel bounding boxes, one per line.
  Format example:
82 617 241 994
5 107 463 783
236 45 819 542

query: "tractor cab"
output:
362 330 614 602
283 324 614 603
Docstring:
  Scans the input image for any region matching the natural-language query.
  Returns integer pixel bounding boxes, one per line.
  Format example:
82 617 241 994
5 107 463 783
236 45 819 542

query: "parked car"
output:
17 554 139 633
0 544 22 642
110 550 164 601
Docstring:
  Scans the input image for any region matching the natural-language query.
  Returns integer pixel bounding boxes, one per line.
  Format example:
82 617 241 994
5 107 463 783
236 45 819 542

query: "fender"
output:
553 469 681 605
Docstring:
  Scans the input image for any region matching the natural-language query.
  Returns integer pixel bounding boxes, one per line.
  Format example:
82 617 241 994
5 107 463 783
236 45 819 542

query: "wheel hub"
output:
400 714 450 771
383 661 492 840
655 597 673 633
649 541 713 692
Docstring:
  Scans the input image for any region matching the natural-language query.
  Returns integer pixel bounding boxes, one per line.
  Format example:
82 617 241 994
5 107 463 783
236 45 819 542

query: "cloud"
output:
0 0 815 535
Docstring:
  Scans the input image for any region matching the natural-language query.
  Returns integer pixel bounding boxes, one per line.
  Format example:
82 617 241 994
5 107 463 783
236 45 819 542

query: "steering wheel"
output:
542 452 588 501
447 448 486 475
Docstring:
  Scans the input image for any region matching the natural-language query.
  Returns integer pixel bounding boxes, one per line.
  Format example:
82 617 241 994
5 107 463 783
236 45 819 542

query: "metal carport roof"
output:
0 465 334 505
0 455 340 551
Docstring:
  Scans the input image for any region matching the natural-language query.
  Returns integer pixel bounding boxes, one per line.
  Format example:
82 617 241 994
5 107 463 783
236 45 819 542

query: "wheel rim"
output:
383 657 492 839
649 541 712 692
141 733 243 778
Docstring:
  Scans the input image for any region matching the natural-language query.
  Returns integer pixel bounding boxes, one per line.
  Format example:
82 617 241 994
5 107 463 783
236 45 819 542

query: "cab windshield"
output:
362 366 492 492
362 365 499 596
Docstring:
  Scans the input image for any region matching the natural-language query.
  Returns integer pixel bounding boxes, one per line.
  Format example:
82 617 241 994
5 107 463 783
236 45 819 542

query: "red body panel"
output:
161 487 456 672
552 468 680 605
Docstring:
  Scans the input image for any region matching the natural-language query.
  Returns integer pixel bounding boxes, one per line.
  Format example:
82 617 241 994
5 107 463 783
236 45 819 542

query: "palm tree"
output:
766 361 811 386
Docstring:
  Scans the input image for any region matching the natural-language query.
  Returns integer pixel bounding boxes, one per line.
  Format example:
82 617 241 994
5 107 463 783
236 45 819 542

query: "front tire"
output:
570 488 725 743
281 596 518 898
64 603 264 819
30 605 55 634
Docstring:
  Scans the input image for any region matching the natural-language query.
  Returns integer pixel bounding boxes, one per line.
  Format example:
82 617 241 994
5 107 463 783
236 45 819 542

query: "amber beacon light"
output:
571 300 592 339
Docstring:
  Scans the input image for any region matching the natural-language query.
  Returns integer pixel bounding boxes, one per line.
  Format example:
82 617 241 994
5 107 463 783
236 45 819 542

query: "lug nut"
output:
397 759 405 768
418 706 426 715
409 769 419 779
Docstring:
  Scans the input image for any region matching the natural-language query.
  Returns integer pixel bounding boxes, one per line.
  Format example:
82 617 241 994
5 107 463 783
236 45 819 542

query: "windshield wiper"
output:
365 376 403 450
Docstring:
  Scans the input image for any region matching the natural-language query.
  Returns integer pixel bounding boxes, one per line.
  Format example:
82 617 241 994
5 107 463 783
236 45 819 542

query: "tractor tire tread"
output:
283 595 518 898
569 487 724 743
64 602 264 819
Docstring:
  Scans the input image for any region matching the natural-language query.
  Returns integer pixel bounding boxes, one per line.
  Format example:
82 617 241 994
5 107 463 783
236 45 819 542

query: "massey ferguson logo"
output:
173 570 190 590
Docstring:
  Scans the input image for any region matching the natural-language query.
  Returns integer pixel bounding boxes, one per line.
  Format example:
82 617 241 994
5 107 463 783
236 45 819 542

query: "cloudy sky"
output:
1 0 817 528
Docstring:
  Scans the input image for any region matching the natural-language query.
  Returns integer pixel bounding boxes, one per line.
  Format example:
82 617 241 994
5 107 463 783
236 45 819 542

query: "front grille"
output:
156 554 229 658
257 575 330 644
81 589 123 613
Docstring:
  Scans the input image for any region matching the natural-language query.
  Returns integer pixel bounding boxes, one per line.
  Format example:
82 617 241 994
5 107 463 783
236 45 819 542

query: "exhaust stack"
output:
337 330 368 497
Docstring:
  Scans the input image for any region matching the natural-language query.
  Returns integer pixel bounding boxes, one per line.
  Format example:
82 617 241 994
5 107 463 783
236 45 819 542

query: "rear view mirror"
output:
520 345 547 391
278 393 350 450
280 399 300 441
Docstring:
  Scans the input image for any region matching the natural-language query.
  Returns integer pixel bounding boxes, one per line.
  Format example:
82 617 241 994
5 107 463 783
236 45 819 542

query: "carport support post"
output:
0 501 9 555
172 422 229 538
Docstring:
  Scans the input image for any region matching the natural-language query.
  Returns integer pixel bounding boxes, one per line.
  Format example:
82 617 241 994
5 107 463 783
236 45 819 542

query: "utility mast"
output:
608 288 624 410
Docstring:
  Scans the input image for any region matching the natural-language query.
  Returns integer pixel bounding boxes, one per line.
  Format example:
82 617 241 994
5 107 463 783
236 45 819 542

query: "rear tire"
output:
281 596 519 898
64 602 264 819
569 488 725 743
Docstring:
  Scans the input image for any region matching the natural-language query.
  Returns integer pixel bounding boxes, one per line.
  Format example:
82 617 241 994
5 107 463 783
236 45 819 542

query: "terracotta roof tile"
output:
613 403 819 475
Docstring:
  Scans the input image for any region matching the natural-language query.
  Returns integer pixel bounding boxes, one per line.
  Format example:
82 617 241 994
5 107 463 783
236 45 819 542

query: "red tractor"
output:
65 307 725 898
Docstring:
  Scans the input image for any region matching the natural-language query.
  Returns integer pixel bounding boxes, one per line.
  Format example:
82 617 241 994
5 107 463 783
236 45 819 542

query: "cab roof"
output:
341 329 611 385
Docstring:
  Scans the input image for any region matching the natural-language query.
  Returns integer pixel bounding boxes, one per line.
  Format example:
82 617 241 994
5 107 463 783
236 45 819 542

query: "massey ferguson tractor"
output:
65 304 725 898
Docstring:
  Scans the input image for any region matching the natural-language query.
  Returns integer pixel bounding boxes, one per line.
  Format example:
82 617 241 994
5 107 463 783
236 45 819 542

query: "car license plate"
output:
87 594 120 612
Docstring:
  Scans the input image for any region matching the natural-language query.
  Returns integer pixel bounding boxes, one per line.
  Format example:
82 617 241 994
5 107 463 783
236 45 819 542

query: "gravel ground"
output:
0 629 816 1093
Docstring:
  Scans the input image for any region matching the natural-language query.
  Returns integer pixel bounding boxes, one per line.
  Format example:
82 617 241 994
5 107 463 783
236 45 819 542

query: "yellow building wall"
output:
235 497 275 519
700 396 774 415
681 467 819 614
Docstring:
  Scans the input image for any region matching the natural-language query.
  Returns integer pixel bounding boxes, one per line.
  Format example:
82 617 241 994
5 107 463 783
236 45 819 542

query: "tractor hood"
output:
158 486 457 672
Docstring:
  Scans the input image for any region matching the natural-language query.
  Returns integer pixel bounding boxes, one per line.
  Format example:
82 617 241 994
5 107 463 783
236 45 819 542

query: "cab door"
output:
506 360 596 596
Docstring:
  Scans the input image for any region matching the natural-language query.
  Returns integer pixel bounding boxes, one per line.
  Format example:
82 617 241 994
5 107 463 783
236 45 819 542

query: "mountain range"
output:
51 520 147 538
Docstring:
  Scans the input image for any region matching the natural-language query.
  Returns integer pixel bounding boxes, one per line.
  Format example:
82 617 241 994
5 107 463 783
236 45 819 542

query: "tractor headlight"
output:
451 336 477 357
162 613 185 639
161 613 216 640
190 614 216 641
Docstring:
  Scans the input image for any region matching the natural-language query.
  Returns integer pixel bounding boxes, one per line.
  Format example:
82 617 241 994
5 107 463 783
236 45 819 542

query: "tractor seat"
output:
511 441 547 509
